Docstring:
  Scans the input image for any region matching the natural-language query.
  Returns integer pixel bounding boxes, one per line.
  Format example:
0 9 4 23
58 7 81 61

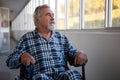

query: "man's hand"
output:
74 51 88 66
21 52 35 66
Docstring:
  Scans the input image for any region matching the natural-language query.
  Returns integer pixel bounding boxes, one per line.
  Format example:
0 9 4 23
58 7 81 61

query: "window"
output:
57 0 65 29
12 0 120 31
68 0 80 29
44 0 49 4
112 0 120 27
0 7 10 52
85 0 105 29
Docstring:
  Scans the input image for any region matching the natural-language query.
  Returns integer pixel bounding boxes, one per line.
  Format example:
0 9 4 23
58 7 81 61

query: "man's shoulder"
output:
54 31 65 37
21 30 36 39
53 31 68 40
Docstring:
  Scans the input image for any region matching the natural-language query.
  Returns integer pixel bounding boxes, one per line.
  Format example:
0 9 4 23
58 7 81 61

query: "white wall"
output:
60 30 120 80
13 30 120 80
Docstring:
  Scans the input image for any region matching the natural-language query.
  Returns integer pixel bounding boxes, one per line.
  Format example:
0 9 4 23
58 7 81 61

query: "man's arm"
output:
64 36 88 66
6 37 26 69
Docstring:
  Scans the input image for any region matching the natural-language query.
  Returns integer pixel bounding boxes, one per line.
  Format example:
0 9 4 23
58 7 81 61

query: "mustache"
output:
50 21 55 24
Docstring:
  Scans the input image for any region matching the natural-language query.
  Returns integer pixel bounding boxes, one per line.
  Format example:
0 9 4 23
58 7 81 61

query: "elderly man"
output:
6 4 88 80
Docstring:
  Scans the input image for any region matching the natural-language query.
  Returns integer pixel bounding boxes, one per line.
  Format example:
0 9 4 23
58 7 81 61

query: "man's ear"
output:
36 18 39 22
36 18 41 23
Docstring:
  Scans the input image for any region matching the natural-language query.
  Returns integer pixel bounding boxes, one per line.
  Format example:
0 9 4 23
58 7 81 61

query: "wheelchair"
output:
15 65 86 80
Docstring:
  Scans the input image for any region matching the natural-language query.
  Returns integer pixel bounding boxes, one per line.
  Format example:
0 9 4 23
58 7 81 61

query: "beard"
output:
48 24 55 31
48 26 54 31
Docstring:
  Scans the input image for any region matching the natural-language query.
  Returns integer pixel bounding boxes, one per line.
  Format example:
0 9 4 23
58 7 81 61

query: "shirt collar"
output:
34 28 56 39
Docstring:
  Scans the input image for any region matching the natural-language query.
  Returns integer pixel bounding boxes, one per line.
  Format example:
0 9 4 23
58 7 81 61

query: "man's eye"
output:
46 13 50 16
45 13 54 17
48 14 51 16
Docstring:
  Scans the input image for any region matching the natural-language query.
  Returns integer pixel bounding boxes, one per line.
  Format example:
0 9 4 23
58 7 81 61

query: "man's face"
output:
37 8 55 30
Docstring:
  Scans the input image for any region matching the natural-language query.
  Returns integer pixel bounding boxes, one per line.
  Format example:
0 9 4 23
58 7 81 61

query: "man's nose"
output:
51 15 54 20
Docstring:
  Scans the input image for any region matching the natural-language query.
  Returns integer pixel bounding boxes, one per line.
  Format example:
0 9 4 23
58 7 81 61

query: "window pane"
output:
112 0 120 27
0 7 10 52
57 0 65 29
68 0 80 29
85 0 105 29
44 0 49 4
50 0 55 14
38 0 43 5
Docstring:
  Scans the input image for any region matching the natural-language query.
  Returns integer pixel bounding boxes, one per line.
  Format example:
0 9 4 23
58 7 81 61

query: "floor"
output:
0 38 19 80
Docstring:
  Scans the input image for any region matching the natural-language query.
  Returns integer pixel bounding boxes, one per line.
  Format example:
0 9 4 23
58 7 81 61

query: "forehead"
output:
41 8 54 14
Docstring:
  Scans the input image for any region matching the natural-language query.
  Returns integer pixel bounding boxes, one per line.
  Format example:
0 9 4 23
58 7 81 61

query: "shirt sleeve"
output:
6 36 27 69
64 36 79 66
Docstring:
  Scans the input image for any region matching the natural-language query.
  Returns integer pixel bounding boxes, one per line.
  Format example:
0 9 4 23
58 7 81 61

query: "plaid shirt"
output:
6 29 79 79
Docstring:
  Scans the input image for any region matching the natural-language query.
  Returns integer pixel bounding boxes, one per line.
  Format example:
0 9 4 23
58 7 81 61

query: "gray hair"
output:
33 4 50 26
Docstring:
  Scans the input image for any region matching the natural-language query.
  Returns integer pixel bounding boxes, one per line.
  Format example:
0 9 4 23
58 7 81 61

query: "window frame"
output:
12 0 120 31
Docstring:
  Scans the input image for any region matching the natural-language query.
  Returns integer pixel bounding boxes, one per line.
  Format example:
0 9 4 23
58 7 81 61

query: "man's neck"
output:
37 28 52 40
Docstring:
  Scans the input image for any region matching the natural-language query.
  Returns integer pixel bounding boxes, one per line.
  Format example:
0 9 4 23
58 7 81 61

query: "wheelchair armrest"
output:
82 65 86 80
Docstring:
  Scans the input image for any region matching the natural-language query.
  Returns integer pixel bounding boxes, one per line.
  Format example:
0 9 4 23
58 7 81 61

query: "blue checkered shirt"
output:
6 29 79 79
